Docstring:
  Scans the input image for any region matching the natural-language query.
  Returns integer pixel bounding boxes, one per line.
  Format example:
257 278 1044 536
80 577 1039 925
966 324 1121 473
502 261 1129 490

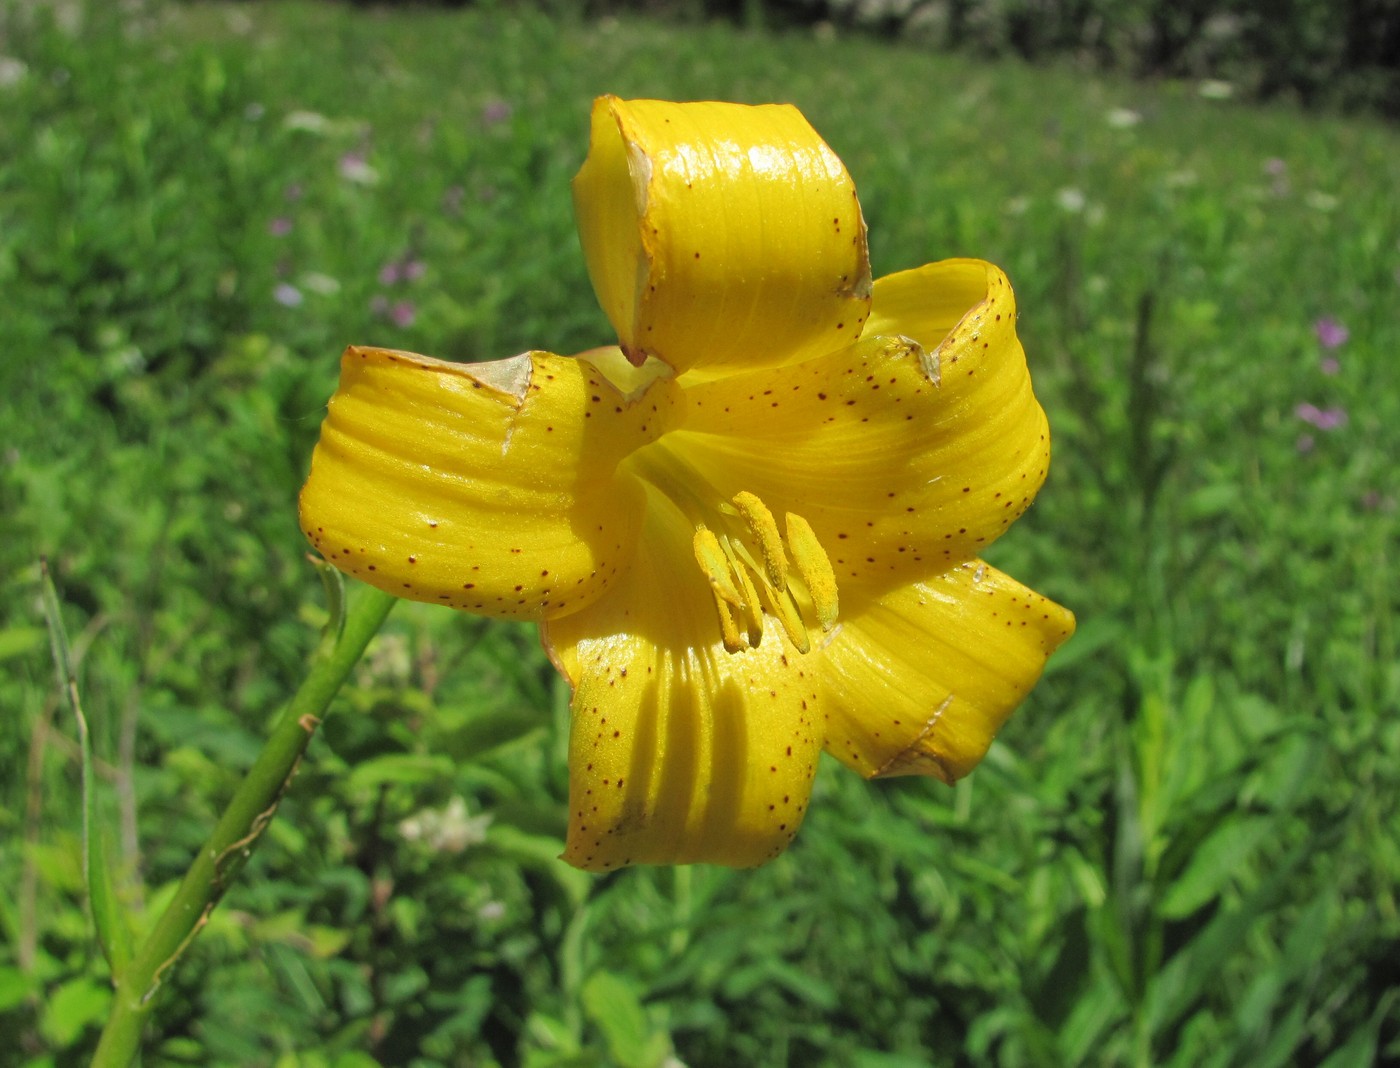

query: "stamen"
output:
757 580 811 655
731 491 788 589
693 527 743 608
723 536 766 648
718 530 795 648
713 594 745 653
695 528 747 651
785 513 839 631
688 489 841 656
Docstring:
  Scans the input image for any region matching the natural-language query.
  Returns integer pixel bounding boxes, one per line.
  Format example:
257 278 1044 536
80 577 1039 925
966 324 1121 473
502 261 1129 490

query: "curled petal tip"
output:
574 96 871 376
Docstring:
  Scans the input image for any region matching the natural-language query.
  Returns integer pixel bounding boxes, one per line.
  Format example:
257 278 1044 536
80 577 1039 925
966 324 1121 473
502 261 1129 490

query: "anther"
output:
786 513 839 631
731 491 788 589
693 527 743 608
695 528 759 651
691 492 841 656
713 593 745 652
722 534 766 648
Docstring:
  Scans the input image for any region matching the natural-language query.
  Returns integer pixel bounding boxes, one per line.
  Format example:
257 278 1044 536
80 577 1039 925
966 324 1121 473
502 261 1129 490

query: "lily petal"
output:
543 493 823 870
822 560 1075 782
670 261 1049 590
300 346 668 620
573 95 871 376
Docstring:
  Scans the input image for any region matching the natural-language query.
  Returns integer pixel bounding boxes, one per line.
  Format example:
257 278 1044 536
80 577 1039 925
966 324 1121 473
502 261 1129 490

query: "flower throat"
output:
693 491 838 655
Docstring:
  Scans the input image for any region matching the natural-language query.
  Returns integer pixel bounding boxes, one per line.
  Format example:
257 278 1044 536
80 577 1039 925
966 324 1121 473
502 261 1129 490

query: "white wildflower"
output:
399 796 492 854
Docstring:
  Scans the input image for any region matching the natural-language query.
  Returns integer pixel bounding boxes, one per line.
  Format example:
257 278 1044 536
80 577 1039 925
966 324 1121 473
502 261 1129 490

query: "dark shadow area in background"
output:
323 0 1400 117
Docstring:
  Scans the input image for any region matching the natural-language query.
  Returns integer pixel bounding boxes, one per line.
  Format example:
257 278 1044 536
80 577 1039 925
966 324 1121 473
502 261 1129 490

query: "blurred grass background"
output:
1 0 1398 1064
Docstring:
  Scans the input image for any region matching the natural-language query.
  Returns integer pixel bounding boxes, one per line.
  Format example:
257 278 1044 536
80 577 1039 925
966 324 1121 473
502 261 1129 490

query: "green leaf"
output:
1157 814 1270 919
39 558 132 979
308 553 347 651
40 976 112 1048
852 1052 938 1068
1316 990 1395 1068
344 752 455 793
1234 892 1331 1058
1059 973 1129 1066
329 1055 386 1068
1247 1001 1310 1068
1040 613 1120 674
0 625 47 662
524 1011 582 1056
1147 833 1326 1034
485 824 591 909
581 970 662 1068
440 707 547 763
304 924 353 960
722 958 838 1010
1029 906 1093 1026
0 965 35 1013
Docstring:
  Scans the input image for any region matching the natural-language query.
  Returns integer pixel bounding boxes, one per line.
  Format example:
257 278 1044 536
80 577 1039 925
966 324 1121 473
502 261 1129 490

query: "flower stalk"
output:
91 581 396 1068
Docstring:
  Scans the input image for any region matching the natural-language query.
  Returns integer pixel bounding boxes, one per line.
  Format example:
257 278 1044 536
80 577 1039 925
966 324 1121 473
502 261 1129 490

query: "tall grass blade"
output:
1145 829 1337 1039
39 557 132 979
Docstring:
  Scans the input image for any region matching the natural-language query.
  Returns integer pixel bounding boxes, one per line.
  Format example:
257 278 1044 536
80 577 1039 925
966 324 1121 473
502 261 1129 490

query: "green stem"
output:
91 583 396 1067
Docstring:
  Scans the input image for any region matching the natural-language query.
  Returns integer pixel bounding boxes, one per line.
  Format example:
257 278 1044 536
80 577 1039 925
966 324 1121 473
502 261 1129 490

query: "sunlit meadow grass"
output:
2 1 1397 1063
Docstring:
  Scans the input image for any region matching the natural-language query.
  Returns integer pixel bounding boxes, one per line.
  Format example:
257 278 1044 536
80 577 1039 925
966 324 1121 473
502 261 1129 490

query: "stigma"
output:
692 491 839 654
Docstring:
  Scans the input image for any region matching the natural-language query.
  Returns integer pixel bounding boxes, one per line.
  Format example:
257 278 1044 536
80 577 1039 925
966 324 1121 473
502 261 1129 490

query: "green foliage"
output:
2 0 1398 1064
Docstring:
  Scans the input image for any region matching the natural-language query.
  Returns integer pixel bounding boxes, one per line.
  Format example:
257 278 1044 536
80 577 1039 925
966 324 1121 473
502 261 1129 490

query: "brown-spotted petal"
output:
822 560 1075 782
543 491 823 870
299 346 670 620
573 95 871 377
667 260 1051 593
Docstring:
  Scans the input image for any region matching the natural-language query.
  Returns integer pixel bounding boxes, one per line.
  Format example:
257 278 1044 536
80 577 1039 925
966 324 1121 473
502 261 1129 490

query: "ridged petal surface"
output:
300 347 670 620
543 492 823 870
666 260 1050 591
822 560 1075 782
573 96 871 376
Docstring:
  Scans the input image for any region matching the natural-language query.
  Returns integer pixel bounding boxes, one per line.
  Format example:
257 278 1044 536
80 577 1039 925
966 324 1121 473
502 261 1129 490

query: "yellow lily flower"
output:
300 96 1075 871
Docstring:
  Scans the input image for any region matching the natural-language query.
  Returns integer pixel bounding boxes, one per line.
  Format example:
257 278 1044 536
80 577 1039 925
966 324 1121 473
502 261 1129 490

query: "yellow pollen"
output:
731 490 788 588
713 594 745 653
723 535 766 648
692 491 840 656
786 512 840 631
691 526 750 652
693 527 743 608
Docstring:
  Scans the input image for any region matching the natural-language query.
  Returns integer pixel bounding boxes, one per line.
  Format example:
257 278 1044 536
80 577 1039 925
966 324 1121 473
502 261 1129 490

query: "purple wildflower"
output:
368 295 416 327
1314 317 1348 349
1295 402 1348 431
339 149 379 185
481 98 513 126
1320 356 1340 376
1296 434 1316 454
379 256 425 286
273 282 304 307
268 216 293 237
